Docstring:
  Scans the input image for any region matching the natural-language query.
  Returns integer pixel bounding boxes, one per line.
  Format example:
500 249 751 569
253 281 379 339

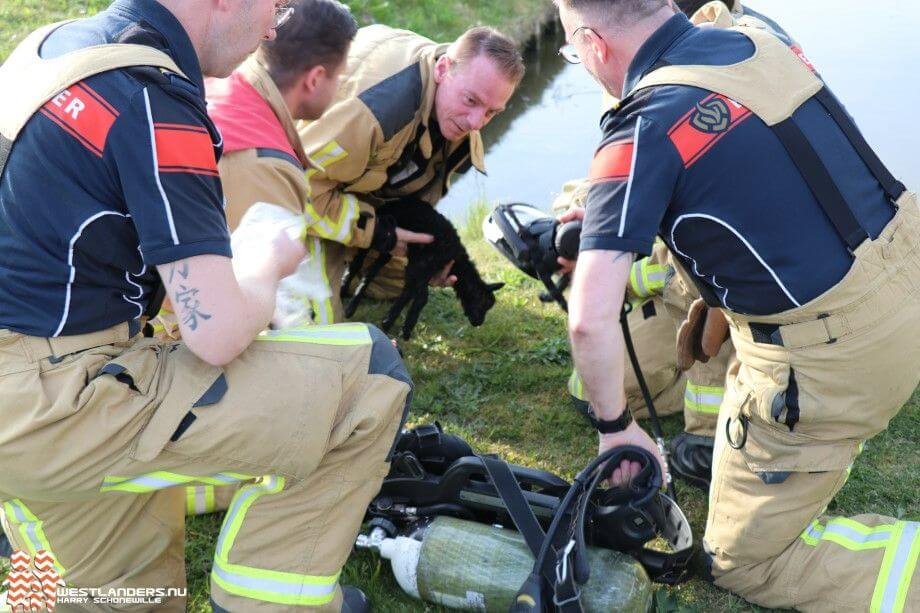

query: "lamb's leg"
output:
381 285 417 333
400 285 430 340
341 250 368 300
344 252 391 318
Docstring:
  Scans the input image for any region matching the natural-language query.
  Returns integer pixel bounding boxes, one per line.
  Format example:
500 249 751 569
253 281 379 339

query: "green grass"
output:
0 0 550 61
3 2 919 612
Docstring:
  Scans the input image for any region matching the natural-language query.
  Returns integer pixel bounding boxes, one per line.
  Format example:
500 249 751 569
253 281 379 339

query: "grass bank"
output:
0 0 552 61
2 2 918 613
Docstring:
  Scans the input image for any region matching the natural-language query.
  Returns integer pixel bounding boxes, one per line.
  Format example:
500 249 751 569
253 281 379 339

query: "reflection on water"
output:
441 0 919 222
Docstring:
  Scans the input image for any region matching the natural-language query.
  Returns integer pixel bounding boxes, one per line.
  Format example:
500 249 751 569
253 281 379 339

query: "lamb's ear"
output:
485 282 505 292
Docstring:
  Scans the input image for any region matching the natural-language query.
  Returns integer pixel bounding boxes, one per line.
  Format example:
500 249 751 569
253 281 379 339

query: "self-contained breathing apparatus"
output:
360 423 693 611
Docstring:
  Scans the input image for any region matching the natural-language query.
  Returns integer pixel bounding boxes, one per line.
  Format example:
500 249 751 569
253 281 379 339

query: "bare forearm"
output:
568 249 634 420
157 255 283 366
570 316 628 420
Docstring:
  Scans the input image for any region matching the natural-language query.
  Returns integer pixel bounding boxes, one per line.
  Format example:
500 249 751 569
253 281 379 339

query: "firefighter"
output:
556 0 920 610
0 1 410 611
561 0 804 489
297 24 525 322
159 0 363 521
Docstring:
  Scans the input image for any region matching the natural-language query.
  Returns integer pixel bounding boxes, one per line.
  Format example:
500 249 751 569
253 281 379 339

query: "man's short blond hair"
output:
451 26 525 85
557 0 673 28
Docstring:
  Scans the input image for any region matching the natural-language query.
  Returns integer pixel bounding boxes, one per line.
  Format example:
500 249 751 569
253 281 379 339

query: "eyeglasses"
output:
273 6 295 29
558 26 594 64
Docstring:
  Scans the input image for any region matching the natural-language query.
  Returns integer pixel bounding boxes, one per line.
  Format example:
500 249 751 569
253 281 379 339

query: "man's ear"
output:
585 29 609 65
302 64 327 94
434 54 452 84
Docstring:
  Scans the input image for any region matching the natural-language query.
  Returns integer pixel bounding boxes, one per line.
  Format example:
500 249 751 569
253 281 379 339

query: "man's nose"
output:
468 108 488 131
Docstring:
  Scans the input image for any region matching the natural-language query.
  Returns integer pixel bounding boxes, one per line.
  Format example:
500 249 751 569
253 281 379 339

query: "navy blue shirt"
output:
0 0 230 337
580 13 896 315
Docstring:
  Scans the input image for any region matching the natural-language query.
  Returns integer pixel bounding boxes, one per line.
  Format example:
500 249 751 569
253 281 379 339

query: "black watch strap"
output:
591 407 634 434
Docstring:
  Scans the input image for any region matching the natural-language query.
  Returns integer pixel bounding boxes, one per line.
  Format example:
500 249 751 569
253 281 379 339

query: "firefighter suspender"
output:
628 26 904 254
0 20 184 179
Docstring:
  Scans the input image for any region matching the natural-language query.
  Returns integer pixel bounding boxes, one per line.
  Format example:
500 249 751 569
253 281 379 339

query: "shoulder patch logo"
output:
669 94 753 168
690 98 730 133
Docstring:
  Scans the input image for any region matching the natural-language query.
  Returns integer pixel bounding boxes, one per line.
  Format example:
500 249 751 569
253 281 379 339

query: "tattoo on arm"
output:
168 263 211 331
167 261 189 284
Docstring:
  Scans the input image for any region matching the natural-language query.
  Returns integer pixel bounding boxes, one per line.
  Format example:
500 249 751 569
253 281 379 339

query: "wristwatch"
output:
590 406 634 434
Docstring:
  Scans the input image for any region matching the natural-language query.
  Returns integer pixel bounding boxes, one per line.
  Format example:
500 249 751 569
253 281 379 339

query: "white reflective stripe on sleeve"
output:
143 88 179 245
618 116 643 238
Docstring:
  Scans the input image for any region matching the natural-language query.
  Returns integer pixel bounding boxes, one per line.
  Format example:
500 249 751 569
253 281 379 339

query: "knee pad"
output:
367 325 412 389
367 325 414 460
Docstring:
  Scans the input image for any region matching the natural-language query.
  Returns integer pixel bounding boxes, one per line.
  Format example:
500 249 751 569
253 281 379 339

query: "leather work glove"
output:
676 298 730 371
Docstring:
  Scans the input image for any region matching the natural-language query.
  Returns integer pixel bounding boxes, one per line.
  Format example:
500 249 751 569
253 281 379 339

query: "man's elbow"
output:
182 332 249 368
568 312 603 344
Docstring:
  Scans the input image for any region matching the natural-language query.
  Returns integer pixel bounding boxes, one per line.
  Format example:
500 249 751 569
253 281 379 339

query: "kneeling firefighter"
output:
554 0 920 611
357 423 694 611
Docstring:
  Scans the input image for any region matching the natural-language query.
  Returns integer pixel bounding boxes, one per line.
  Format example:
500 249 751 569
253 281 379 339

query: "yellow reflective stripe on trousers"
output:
629 259 667 298
186 485 217 515
211 476 339 606
871 520 920 613
257 323 371 346
684 382 724 414
801 518 894 550
101 471 253 493
308 237 334 325
2 500 65 575
568 369 586 401
801 518 920 612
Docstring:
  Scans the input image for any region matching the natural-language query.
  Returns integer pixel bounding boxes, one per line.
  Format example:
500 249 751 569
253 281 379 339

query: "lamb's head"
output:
459 281 505 326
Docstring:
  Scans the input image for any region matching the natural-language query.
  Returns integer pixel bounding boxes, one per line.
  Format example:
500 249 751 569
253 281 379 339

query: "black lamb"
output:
341 200 504 340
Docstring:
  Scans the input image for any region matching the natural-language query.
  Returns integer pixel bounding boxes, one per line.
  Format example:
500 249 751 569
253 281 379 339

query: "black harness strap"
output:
813 87 906 202
771 118 868 251
480 455 547 559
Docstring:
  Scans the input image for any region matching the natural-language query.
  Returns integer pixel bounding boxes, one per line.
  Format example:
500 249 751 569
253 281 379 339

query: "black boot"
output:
341 586 370 613
668 432 714 489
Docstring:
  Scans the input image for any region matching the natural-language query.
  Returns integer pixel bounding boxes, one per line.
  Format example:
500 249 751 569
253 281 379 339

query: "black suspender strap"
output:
771 118 869 251
813 87 906 202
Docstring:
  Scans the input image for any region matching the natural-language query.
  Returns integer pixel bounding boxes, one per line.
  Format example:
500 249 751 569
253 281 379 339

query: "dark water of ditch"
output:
439 0 920 222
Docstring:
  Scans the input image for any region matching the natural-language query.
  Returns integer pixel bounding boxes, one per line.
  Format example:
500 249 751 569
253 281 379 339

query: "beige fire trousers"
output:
706 194 920 612
0 323 411 612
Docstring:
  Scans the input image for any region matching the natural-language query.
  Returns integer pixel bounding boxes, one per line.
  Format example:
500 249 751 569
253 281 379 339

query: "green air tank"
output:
375 516 652 612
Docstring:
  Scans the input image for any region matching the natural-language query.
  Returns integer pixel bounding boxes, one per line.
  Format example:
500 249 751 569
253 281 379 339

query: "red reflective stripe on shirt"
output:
668 93 753 168
40 83 118 157
590 140 634 183
154 123 219 176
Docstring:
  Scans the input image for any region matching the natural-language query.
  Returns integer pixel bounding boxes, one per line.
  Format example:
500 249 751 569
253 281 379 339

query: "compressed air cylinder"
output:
378 516 652 612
